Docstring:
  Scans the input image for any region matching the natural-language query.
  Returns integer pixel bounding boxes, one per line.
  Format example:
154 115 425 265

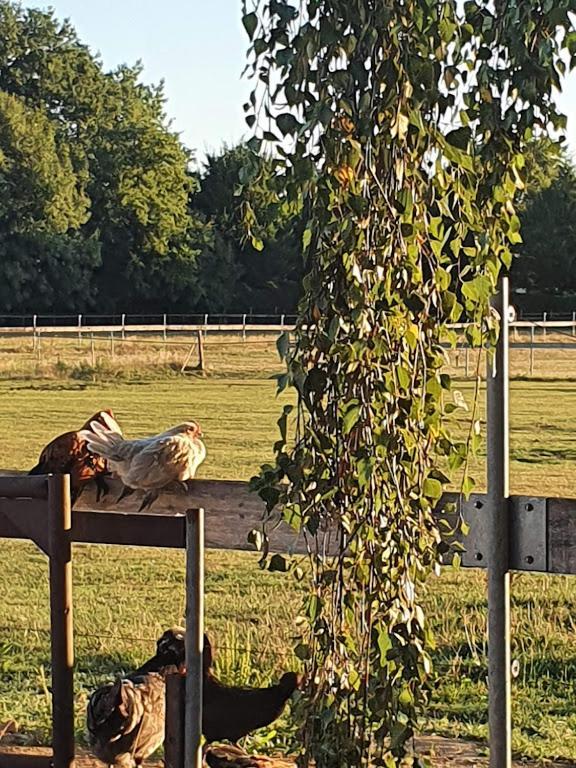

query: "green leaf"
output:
277 331 291 360
277 112 299 135
242 12 258 40
423 477 443 500
342 402 361 434
462 275 492 304
268 553 289 572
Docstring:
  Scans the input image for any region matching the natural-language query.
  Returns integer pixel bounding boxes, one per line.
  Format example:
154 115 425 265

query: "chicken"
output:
204 743 276 768
87 627 185 768
202 635 301 744
29 409 121 504
80 420 206 511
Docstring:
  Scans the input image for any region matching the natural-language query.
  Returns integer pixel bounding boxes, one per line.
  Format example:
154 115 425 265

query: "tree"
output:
194 144 304 312
513 143 576 296
245 1 575 766
0 1 208 313
0 90 100 311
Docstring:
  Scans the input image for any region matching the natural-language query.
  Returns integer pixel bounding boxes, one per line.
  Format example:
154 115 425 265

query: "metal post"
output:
48 475 75 768
242 313 247 342
572 311 575 337
163 313 168 342
204 313 208 338
77 314 82 343
185 508 204 768
530 325 535 377
121 313 126 340
486 276 511 768
165 673 185 768
543 311 547 337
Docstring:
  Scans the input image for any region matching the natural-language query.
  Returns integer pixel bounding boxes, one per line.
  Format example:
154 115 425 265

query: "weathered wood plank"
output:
0 475 48 499
72 509 188 549
76 478 306 554
2 472 576 574
0 499 51 554
547 498 576 574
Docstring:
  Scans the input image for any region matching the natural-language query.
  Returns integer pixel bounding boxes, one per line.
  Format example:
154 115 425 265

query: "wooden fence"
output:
1 473 576 768
1 278 575 768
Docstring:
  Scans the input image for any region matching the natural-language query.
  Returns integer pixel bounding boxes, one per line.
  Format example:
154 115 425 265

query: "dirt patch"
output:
0 740 574 768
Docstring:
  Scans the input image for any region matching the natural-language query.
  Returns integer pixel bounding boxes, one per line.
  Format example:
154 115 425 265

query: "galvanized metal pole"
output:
487 276 511 768
185 508 204 768
48 474 75 768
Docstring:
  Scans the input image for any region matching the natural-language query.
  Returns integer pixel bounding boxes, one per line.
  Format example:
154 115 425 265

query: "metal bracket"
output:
510 496 547 572
457 493 547 572
460 493 489 568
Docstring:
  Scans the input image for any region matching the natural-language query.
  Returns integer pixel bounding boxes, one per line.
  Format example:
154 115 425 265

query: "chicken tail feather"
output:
80 422 125 461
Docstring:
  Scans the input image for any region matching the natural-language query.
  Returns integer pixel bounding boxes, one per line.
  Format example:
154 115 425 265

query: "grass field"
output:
1 339 576 761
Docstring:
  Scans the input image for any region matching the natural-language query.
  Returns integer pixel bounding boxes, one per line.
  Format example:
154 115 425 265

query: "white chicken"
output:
81 420 206 511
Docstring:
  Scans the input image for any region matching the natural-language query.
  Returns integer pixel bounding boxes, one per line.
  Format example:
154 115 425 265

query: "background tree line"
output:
0 1 574 316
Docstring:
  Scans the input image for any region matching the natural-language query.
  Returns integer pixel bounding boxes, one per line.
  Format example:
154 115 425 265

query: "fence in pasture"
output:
6 316 576 380
0 307 574 331
1 277 576 768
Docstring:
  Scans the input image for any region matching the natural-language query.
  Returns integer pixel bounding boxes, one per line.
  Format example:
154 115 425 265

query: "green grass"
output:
2 372 576 761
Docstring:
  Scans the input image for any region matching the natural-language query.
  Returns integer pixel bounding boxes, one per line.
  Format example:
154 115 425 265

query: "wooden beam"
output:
0 476 48 499
548 498 576 574
3 473 576 575
0 499 51 554
0 755 53 768
72 510 186 548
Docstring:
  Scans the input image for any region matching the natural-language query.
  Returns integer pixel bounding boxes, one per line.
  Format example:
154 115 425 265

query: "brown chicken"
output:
86 627 185 768
204 743 278 767
202 635 301 744
29 410 122 504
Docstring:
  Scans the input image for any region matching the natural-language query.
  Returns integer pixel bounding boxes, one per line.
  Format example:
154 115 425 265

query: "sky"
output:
26 1 576 164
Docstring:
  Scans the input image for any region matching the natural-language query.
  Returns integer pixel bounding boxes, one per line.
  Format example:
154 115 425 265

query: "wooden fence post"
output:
185 508 204 768
486 276 511 768
197 331 205 372
48 474 75 768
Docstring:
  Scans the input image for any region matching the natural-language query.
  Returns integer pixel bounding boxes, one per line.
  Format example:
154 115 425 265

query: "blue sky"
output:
27 1 576 163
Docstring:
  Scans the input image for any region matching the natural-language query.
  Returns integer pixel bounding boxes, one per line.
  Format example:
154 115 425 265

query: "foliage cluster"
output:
1 1 576 318
244 1 575 766
0 2 303 315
